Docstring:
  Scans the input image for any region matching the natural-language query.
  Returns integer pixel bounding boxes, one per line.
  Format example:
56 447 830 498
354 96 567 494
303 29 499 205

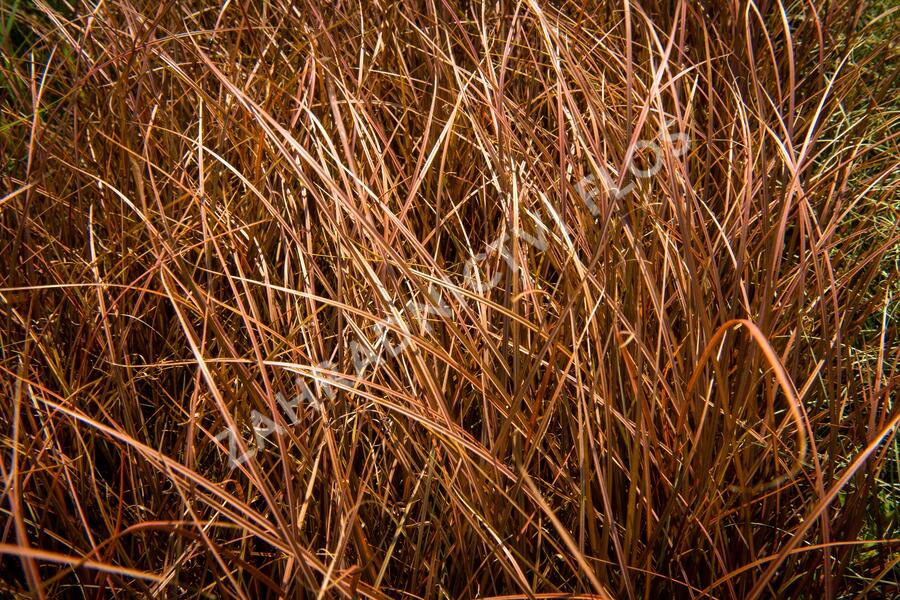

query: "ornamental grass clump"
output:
1 0 898 597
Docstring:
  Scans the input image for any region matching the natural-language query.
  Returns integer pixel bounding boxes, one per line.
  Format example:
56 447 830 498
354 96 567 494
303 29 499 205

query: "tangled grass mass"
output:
1 0 899 598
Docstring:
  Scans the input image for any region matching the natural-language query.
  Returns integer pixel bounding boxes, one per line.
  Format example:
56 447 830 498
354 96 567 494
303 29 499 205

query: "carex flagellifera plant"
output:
1 0 898 597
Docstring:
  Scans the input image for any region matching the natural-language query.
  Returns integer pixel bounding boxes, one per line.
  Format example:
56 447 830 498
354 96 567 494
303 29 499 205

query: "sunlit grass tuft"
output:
1 1 898 598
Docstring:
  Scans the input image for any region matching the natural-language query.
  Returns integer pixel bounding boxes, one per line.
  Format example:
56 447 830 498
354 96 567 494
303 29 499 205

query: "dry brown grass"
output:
1 0 898 598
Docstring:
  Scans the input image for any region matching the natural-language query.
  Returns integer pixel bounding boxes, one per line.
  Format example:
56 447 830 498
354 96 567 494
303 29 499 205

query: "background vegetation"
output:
1 0 898 597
